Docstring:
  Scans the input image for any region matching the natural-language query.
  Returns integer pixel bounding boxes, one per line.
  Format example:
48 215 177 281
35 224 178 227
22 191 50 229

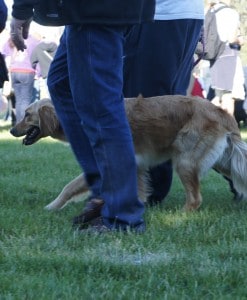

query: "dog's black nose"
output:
10 127 17 136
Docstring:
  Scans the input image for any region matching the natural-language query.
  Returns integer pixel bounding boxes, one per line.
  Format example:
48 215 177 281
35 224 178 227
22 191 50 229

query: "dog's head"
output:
10 98 60 145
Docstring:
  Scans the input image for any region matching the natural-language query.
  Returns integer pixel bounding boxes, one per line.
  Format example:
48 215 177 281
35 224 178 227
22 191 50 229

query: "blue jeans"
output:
47 25 145 230
11 71 35 122
123 19 203 203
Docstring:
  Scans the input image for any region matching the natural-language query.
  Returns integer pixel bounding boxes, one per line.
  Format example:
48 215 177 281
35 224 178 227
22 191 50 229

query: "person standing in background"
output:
1 34 40 122
0 0 8 84
209 0 245 115
0 0 8 117
123 0 204 205
31 41 57 80
10 0 155 233
31 39 58 99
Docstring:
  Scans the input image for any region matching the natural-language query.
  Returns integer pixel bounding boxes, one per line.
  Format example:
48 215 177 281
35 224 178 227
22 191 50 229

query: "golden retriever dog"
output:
10 95 247 211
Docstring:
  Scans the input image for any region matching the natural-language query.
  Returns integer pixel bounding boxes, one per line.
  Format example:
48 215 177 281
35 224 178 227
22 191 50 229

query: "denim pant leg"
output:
47 31 102 199
11 72 35 122
48 26 144 230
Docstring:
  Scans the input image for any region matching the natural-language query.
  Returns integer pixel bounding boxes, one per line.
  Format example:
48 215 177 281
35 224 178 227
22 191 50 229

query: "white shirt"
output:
155 0 204 20
213 3 240 43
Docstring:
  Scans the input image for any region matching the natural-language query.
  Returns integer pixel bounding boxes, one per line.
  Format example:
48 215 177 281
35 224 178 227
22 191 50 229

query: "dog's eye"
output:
25 112 30 118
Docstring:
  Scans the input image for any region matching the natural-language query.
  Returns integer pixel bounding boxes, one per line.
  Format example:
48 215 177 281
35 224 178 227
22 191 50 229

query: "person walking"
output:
123 0 204 205
0 0 8 117
208 0 245 116
1 34 39 122
10 0 155 233
31 39 58 98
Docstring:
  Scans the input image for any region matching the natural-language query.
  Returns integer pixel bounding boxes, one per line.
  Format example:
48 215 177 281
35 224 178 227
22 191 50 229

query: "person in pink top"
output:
2 34 39 123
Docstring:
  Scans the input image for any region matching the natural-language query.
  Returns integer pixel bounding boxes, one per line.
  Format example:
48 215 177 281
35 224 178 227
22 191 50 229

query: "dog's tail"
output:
228 134 247 199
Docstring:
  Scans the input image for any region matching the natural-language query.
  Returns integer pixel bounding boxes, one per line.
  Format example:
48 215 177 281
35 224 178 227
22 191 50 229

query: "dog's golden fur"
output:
10 95 247 211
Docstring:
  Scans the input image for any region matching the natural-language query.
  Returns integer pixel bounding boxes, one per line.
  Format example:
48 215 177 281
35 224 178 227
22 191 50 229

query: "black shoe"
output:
76 216 146 234
78 217 111 234
72 198 104 228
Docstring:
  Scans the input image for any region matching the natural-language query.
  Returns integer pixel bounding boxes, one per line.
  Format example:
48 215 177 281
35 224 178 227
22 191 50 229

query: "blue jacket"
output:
12 0 155 26
0 0 7 32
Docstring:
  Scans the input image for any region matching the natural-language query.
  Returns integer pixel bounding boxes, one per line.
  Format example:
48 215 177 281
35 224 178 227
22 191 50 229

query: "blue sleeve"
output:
0 0 7 33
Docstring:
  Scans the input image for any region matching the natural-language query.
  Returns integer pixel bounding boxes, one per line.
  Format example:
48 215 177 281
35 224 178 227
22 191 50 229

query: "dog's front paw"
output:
44 201 60 211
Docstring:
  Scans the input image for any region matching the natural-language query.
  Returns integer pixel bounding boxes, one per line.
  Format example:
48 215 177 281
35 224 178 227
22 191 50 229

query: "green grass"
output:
1 121 247 300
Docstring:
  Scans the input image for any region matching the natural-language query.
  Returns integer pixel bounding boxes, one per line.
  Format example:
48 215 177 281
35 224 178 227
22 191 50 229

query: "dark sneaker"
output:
72 198 104 227
77 217 146 234
76 217 111 234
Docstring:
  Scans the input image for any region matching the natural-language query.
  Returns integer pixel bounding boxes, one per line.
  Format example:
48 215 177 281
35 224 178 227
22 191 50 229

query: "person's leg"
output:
221 92 235 115
211 89 234 115
11 72 34 122
47 30 103 201
48 26 145 231
123 19 203 204
33 78 40 102
124 20 203 96
211 95 221 107
10 92 16 126
207 86 216 101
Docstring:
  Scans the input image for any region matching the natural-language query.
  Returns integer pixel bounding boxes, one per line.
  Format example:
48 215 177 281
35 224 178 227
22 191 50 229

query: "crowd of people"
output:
189 1 247 119
0 0 246 233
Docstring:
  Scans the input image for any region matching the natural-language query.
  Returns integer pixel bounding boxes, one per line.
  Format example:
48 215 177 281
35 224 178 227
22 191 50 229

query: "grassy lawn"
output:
1 120 247 300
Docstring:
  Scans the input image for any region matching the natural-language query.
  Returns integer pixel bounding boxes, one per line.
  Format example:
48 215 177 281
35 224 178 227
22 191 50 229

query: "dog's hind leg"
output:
45 174 89 210
137 169 151 202
175 162 202 211
218 137 247 199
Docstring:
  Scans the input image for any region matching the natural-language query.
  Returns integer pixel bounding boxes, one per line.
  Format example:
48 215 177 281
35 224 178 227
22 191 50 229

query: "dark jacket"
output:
12 0 155 26
0 0 7 32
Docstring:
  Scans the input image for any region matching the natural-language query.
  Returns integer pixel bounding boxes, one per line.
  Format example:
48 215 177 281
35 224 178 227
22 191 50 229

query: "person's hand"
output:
10 17 32 51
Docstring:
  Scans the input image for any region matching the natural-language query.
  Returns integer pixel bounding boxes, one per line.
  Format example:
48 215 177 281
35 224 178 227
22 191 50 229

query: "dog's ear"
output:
38 105 60 137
